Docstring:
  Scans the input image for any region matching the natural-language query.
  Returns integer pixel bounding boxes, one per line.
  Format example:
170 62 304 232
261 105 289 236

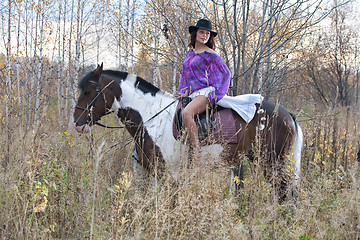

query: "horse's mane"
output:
79 69 163 97
78 70 95 89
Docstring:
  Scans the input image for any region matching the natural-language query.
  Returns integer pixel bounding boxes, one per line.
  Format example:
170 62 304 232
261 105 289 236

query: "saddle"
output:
172 97 239 145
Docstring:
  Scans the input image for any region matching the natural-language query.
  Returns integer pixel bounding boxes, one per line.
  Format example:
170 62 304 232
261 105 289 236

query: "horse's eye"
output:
84 91 91 96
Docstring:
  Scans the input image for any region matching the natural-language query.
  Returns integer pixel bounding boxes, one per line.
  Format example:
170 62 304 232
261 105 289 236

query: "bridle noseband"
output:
75 75 118 128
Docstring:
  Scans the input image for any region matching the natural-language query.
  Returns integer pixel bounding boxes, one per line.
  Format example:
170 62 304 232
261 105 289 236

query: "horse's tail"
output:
292 118 303 187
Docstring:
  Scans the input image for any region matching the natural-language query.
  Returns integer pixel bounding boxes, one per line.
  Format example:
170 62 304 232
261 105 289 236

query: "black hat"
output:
189 19 217 37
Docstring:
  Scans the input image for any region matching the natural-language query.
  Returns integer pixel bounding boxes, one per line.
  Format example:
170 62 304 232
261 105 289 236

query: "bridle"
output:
75 75 122 128
75 73 177 129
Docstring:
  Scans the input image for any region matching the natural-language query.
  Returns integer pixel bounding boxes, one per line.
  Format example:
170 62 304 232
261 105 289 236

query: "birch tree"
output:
63 0 74 123
68 0 84 127
152 10 160 87
94 0 107 66
33 0 46 124
23 0 32 128
57 0 65 126
5 0 12 126
3 0 12 167
116 0 123 70
15 0 22 130
27 2 38 127
129 0 136 73
125 0 131 71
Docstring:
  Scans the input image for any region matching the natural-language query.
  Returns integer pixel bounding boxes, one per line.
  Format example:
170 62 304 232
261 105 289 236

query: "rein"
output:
94 119 124 129
77 73 177 129
75 76 121 128
143 99 177 125
95 99 176 129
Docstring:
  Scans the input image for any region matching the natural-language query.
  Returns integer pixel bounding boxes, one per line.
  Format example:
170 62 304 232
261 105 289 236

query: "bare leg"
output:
181 96 209 161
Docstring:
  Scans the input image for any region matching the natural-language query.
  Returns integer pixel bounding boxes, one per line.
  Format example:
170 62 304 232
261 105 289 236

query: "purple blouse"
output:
178 49 231 104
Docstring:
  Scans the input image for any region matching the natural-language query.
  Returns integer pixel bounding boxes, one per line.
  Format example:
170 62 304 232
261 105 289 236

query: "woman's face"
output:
196 29 211 45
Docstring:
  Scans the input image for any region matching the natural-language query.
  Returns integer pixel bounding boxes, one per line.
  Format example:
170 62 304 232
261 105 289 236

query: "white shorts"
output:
188 86 215 99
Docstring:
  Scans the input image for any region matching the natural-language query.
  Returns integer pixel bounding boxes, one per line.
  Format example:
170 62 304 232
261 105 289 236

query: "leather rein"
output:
75 75 122 129
75 74 176 129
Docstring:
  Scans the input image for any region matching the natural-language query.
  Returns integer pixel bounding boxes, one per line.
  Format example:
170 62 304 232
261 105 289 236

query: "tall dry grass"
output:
0 104 360 239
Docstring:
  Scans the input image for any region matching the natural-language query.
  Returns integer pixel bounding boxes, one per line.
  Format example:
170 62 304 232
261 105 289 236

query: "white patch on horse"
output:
110 73 226 178
111 96 121 115
201 145 224 163
111 75 181 172
292 122 303 187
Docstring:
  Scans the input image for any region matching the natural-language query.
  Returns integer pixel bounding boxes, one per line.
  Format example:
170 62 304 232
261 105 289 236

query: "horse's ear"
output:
97 62 103 70
93 63 103 81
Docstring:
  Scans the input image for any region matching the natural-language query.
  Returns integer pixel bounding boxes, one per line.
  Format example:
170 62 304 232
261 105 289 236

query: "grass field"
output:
0 106 359 239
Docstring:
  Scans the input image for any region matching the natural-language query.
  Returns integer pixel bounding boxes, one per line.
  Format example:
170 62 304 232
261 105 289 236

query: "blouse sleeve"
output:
178 73 189 95
177 51 191 95
207 56 231 104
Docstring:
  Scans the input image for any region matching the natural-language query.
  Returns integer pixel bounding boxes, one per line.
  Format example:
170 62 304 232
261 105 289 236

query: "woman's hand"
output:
177 91 189 99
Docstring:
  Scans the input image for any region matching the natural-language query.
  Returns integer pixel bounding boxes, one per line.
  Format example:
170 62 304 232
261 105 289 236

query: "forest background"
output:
1 0 360 239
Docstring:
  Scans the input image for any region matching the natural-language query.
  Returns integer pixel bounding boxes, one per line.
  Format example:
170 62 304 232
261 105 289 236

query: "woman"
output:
178 19 231 160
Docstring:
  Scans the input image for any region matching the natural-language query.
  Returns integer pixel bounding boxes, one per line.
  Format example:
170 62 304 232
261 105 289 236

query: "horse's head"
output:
73 63 113 133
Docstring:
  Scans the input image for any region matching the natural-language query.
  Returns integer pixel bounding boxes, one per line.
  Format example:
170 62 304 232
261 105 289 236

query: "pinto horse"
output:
73 64 303 202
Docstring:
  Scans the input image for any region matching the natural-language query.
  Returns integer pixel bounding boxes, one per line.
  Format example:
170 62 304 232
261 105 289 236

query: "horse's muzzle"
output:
74 123 91 133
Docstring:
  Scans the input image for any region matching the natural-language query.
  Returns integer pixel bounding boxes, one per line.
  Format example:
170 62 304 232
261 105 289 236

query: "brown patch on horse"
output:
117 108 166 177
256 101 297 202
220 101 298 202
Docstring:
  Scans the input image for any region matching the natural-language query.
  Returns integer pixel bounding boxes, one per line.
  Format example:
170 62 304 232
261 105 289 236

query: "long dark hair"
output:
188 29 216 50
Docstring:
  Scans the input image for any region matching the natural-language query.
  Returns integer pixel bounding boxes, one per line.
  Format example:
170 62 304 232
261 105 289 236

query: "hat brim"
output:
189 26 217 37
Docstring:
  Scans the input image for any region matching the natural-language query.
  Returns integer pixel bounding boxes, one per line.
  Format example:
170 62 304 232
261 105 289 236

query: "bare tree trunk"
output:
356 69 359 105
240 0 251 94
5 0 12 121
239 0 250 94
130 0 136 73
34 8 44 125
66 0 75 123
264 0 274 95
15 1 22 133
69 0 84 128
251 0 269 94
96 23 100 65
57 0 65 127
125 0 131 71
256 60 263 94
24 0 31 130
24 0 29 58
28 8 39 128
172 42 178 94
4 0 12 168
230 0 239 96
153 15 159 87
95 2 105 65
118 0 123 70
60 8 66 119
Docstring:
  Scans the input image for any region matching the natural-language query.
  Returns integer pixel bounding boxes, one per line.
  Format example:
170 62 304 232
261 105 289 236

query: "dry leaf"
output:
34 196 48 213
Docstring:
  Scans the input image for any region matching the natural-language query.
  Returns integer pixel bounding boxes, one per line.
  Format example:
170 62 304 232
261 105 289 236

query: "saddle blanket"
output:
217 94 263 123
172 91 263 144
172 103 239 144
189 87 263 123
